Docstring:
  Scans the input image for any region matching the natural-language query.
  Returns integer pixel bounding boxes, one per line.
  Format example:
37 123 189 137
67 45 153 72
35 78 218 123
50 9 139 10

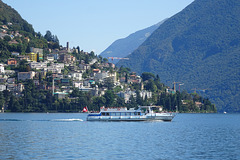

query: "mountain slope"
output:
0 1 54 62
117 0 240 113
100 20 166 63
0 0 34 34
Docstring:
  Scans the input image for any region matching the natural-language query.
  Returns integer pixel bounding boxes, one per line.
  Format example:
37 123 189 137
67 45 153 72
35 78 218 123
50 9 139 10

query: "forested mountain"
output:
117 0 240 113
100 20 166 64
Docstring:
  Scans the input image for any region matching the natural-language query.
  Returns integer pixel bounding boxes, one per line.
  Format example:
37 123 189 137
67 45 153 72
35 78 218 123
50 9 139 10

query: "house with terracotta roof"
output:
7 58 17 65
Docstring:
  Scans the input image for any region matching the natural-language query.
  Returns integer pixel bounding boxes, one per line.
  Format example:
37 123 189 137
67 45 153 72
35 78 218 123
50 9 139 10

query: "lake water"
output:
0 113 240 160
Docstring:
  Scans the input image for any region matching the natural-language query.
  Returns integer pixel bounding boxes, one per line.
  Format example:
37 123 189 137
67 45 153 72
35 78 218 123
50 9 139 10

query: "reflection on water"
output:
0 113 240 160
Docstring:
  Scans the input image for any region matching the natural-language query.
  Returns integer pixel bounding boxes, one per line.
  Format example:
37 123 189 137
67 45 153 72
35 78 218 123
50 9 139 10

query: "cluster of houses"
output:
0 23 204 112
0 23 30 44
1 23 153 104
0 42 153 104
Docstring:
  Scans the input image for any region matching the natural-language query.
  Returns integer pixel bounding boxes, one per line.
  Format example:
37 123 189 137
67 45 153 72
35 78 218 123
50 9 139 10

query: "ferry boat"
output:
87 106 176 121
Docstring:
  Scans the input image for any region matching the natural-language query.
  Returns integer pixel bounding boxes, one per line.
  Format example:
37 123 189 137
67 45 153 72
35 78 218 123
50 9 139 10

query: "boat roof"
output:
100 107 140 112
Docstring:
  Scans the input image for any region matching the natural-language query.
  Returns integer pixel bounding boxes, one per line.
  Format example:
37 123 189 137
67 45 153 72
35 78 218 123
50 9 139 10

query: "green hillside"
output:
0 1 58 62
117 0 240 113
0 0 34 34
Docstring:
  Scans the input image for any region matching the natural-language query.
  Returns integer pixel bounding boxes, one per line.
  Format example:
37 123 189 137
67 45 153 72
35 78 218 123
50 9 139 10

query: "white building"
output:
108 71 117 83
94 72 108 82
0 64 4 73
51 63 65 69
116 90 152 103
45 63 65 74
46 66 62 73
74 81 83 88
89 58 98 65
116 90 136 103
139 90 152 100
0 85 6 91
70 72 82 81
29 62 48 70
46 55 54 61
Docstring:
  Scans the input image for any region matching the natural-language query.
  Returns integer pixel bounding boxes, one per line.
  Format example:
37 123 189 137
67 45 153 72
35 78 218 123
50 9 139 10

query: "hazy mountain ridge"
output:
100 20 166 63
117 0 240 112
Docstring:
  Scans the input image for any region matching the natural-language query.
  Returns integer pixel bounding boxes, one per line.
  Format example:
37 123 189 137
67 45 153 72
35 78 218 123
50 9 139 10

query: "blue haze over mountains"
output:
117 0 240 113
100 19 166 63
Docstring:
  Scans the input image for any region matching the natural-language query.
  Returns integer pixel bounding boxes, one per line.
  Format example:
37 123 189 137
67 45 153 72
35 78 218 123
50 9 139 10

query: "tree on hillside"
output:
52 35 59 43
145 79 157 92
3 35 11 42
104 90 115 107
17 59 28 72
141 72 155 81
104 77 114 90
0 92 5 110
8 95 21 112
93 96 106 108
103 58 108 63
136 90 143 105
44 30 53 42
44 30 59 43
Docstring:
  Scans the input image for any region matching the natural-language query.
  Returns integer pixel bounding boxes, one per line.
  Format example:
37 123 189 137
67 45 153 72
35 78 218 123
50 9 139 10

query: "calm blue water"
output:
0 113 240 160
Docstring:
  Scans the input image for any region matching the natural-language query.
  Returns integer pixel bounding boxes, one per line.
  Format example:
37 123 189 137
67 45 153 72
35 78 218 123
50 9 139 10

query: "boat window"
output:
110 112 115 116
130 113 135 116
116 112 121 116
138 112 141 115
126 112 130 116
121 112 126 116
106 112 110 116
102 112 105 116
134 112 137 115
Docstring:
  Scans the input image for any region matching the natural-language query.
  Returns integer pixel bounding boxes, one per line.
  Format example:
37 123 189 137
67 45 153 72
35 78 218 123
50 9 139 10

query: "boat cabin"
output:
100 107 142 116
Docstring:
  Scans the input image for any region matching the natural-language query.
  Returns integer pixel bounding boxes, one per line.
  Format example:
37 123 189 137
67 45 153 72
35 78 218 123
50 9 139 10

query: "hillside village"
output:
0 21 216 113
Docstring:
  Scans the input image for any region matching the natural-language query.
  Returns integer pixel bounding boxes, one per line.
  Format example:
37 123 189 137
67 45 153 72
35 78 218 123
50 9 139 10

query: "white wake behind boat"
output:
87 106 176 121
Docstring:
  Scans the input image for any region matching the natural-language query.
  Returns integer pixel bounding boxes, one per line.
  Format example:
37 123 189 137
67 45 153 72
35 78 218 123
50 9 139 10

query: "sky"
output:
2 0 194 54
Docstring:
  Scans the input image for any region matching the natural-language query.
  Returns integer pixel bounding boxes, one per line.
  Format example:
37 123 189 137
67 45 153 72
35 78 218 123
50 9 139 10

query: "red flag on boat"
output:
82 106 88 113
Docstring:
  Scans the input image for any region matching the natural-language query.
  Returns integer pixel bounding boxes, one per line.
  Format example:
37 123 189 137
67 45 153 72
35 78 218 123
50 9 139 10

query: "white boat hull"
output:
87 113 175 121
